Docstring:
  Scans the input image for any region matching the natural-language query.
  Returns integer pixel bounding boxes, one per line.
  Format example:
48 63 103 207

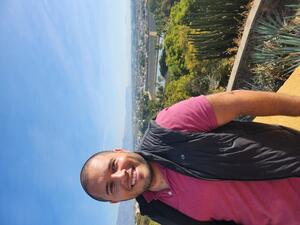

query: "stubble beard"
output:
142 160 153 192
136 154 153 194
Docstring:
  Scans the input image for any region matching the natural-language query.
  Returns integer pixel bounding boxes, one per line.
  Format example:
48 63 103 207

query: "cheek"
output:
115 187 136 202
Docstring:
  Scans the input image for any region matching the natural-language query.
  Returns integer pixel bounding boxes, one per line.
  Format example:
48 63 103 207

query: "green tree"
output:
164 25 190 80
164 74 192 106
147 0 180 35
159 48 168 77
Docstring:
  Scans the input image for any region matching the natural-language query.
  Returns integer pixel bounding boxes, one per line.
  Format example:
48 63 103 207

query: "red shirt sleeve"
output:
155 96 218 132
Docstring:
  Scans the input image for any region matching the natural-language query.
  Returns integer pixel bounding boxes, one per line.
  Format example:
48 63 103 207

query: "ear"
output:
114 148 126 152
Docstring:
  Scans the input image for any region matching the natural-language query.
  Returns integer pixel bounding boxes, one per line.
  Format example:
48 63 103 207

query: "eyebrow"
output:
105 158 113 196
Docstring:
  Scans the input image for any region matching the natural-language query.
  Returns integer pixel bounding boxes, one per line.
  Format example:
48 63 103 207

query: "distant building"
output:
145 12 159 100
149 31 158 37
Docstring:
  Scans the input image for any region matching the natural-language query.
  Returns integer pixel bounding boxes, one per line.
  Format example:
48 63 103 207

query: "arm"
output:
206 90 300 127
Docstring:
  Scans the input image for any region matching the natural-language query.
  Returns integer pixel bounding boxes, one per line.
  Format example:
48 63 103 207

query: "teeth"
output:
131 169 136 186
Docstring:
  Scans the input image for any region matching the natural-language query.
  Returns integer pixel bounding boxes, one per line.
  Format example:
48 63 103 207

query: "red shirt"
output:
143 96 300 225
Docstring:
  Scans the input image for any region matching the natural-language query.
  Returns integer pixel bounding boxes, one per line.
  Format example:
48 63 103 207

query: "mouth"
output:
130 167 137 189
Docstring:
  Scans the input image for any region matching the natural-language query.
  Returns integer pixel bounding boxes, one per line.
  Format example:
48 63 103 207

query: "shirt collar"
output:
142 162 172 203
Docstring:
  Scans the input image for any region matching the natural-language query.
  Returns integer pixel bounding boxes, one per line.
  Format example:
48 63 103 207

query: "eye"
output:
112 160 117 173
110 182 114 194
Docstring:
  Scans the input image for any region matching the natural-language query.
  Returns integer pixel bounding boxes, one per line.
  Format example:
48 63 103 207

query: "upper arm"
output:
206 91 244 126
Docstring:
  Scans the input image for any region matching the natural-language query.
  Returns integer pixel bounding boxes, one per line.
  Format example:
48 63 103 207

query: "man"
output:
80 90 300 225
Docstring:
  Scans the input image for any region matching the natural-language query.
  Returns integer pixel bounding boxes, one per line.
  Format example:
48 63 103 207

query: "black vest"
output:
135 121 300 225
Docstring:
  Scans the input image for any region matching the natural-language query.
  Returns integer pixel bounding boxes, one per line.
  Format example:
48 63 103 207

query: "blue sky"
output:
0 1 131 225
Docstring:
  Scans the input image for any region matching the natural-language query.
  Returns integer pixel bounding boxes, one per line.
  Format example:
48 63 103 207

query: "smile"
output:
131 167 137 188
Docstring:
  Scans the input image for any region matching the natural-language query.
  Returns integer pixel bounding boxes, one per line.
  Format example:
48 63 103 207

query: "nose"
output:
111 169 128 189
112 169 126 179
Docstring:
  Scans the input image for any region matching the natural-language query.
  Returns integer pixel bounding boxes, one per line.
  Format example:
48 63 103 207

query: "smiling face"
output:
83 150 152 202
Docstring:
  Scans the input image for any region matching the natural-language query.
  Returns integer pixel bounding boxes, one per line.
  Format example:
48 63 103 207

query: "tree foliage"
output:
164 74 192 106
164 25 190 79
159 0 247 104
147 0 179 34
159 48 168 77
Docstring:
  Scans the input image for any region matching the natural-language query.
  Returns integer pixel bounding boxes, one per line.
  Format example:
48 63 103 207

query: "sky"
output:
0 1 131 225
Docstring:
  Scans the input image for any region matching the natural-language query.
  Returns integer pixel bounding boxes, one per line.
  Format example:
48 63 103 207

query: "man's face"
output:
86 150 152 202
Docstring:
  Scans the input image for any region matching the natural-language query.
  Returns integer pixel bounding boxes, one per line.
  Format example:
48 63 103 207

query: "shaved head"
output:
80 151 112 201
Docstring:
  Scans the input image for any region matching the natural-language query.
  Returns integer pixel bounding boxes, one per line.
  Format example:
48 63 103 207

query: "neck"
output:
148 162 169 192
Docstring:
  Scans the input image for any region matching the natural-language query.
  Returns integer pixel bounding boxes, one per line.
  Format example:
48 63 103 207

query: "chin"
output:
140 166 152 192
130 153 152 192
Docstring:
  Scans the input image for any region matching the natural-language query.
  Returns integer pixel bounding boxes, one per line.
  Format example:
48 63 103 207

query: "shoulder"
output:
155 96 218 132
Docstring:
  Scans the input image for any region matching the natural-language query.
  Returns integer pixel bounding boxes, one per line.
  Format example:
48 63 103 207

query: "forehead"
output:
86 153 114 198
88 152 114 174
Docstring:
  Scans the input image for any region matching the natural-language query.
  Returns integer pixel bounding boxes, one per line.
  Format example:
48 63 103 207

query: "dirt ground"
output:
254 66 300 131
